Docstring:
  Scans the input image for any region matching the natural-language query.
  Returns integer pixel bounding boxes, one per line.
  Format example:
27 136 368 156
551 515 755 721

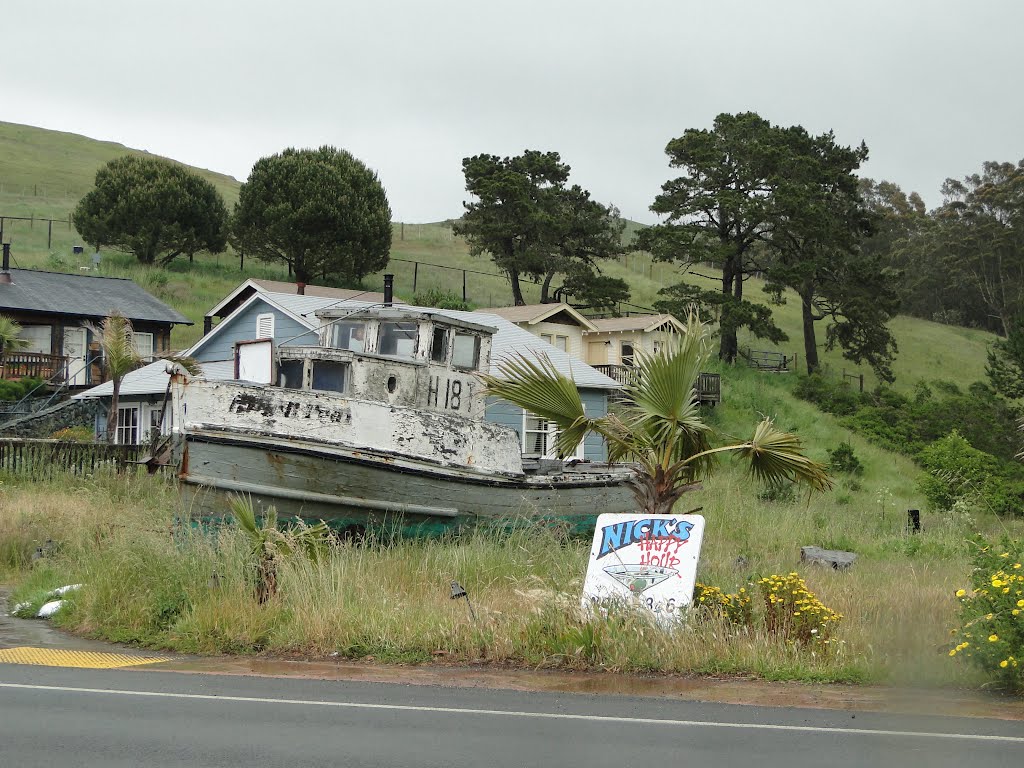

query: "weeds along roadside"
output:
3 461 1016 688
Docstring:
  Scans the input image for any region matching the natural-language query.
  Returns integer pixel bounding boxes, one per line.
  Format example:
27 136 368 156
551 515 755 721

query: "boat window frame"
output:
330 320 368 353
310 359 349 394
430 326 449 363
377 321 419 360
277 358 306 389
451 332 480 370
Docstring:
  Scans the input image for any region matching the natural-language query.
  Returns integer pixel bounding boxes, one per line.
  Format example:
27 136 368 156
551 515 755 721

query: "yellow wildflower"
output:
989 634 999 642
1000 660 1009 668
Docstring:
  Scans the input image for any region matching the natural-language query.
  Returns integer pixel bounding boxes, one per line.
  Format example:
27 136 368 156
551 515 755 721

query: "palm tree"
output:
0 315 28 354
86 313 143 444
0 315 29 380
482 311 831 515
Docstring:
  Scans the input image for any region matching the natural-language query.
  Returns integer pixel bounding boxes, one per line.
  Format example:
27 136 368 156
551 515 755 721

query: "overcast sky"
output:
3 1 1021 223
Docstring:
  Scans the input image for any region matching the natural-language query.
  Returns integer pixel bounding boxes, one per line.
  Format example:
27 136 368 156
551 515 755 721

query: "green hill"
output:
0 122 999 392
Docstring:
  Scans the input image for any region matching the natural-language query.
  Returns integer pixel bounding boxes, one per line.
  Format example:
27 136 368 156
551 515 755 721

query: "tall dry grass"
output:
2 460 1016 686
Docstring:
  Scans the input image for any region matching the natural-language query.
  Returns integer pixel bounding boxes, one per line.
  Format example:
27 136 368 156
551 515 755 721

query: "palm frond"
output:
85 312 143 380
0 315 29 352
481 352 595 458
730 419 833 492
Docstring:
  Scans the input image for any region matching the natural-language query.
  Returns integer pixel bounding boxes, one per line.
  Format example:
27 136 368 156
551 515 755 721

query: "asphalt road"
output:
1 664 1022 767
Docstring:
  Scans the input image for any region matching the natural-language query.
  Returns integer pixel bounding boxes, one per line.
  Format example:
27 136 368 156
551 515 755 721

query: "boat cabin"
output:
250 308 496 420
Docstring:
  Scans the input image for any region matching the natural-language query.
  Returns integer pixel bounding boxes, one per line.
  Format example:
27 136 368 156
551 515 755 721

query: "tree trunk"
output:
719 259 738 363
800 286 820 375
540 271 556 303
509 267 526 306
106 378 120 445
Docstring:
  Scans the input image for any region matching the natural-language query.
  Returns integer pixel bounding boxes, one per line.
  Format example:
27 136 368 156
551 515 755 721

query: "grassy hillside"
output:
0 122 999 389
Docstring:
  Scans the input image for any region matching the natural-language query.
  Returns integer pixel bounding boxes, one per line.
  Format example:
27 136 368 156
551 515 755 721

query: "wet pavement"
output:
4 586 1023 721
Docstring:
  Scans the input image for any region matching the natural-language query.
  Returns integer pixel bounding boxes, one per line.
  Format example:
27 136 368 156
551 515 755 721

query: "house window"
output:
522 412 584 459
132 332 155 359
653 340 663 355
555 335 568 352
621 342 635 367
278 359 304 389
540 333 553 345
256 313 275 339
523 414 556 458
430 327 449 362
116 406 140 446
452 333 480 369
378 322 418 359
16 325 51 354
331 321 366 353
311 360 348 393
148 407 168 438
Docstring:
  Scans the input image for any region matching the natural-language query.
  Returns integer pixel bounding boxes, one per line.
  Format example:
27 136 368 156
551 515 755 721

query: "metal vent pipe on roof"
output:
383 273 394 306
0 243 12 285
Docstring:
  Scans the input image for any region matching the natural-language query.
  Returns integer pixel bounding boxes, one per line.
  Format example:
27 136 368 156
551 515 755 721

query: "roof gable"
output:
475 303 597 330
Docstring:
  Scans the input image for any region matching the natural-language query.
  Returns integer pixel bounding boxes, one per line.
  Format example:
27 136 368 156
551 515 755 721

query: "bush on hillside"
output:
827 442 864 475
949 534 1024 692
917 431 1024 517
0 377 44 402
413 288 473 311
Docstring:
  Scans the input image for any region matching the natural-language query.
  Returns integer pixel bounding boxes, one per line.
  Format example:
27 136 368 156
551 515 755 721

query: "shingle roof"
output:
0 269 191 325
474 303 597 330
587 313 683 333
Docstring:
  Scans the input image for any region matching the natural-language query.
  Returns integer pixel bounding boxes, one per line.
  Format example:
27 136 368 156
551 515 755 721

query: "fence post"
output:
47 219 52 249
401 222 405 241
413 261 418 294
462 270 467 302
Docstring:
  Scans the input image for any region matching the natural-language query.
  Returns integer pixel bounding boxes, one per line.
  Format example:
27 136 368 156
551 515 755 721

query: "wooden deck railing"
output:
594 364 721 405
0 352 68 382
0 439 144 479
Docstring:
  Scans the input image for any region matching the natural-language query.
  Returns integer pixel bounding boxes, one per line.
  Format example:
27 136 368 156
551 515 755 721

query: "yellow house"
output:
474 303 597 360
582 313 687 369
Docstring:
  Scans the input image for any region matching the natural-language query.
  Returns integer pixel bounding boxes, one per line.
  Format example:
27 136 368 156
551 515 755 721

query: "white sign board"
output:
582 513 705 623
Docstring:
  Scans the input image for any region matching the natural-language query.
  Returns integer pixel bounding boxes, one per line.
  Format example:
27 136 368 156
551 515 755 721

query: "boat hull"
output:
179 431 638 538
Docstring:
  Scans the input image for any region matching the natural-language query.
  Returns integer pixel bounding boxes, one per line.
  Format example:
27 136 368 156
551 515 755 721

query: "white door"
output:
62 327 88 385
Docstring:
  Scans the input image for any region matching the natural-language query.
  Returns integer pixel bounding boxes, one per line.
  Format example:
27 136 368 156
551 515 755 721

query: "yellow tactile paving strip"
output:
0 647 169 669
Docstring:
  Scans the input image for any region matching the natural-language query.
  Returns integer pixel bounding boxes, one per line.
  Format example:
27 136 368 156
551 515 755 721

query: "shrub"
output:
949 535 1024 692
0 376 44 402
413 288 473 311
917 431 1024 517
756 572 843 646
51 426 96 442
827 442 864 475
757 482 797 504
692 583 753 627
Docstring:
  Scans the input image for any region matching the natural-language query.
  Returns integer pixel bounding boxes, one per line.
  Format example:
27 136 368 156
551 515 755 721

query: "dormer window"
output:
378 321 417 359
331 321 366 353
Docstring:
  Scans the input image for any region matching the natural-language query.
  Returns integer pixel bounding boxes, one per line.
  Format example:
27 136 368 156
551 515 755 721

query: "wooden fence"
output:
0 439 144 479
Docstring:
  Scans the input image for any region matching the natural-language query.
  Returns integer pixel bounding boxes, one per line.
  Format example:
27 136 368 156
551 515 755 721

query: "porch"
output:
594 364 722 406
0 351 69 382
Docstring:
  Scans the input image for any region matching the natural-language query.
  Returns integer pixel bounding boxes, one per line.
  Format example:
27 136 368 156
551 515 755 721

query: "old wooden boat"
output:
168 305 637 537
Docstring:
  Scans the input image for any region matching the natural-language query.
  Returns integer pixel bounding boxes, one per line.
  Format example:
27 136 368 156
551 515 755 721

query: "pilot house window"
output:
430 327 448 362
278 359 304 389
311 361 348 393
378 322 418 359
451 333 480 369
331 321 366 353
